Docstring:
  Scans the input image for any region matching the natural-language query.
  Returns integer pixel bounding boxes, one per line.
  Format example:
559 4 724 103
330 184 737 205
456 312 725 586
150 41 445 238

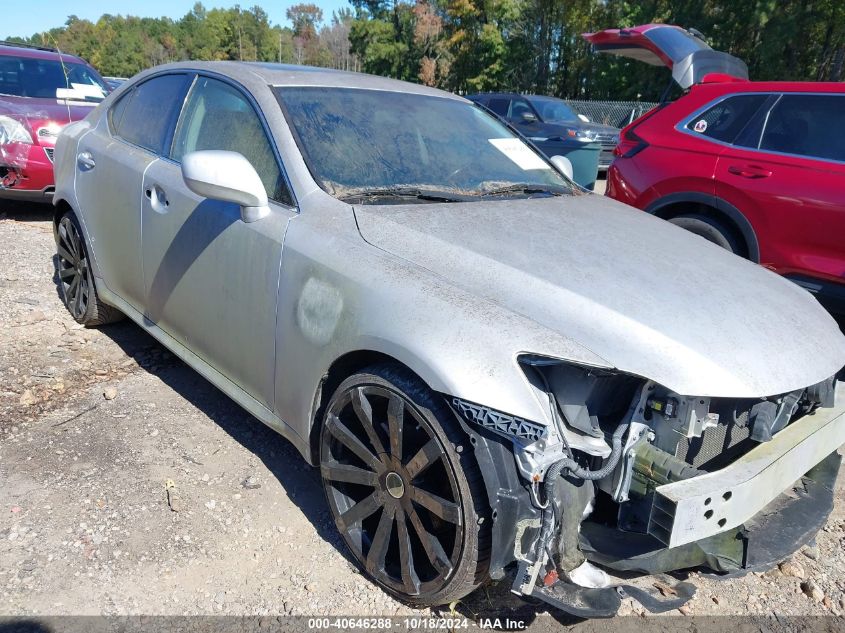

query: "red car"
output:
0 42 109 202
586 25 845 313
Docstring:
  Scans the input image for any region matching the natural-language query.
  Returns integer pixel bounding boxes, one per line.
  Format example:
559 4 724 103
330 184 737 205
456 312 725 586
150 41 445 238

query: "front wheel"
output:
319 364 490 606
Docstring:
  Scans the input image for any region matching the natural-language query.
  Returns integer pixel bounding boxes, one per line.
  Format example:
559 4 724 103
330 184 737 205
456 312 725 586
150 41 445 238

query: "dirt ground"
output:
1 198 844 629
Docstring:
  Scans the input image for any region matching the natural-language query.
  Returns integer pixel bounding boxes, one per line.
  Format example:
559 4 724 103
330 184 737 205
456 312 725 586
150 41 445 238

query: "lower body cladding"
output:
450 376 845 618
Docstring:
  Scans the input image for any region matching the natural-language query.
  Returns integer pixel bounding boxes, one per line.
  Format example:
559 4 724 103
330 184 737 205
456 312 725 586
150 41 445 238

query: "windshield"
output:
276 87 573 201
0 55 109 102
527 96 581 123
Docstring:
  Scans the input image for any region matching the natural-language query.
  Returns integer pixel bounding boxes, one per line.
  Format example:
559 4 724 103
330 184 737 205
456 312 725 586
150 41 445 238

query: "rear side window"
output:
110 74 189 155
487 98 511 117
760 94 845 162
686 94 768 143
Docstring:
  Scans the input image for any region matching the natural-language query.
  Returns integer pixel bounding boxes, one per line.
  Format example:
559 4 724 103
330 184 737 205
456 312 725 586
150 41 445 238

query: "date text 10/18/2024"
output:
307 617 528 630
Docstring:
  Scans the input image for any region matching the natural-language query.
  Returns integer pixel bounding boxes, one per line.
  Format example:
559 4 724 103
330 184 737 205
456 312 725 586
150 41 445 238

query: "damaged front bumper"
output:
452 380 845 618
1 141 56 201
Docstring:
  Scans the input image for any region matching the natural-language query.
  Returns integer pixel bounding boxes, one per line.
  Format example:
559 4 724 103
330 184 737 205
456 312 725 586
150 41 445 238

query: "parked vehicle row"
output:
50 59 845 618
0 42 109 201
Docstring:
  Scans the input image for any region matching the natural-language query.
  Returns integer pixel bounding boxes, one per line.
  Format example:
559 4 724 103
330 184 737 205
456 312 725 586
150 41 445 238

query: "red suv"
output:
586 25 845 313
0 42 109 202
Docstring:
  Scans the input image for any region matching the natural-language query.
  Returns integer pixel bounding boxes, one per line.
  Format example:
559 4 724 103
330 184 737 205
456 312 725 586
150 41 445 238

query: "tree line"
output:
7 0 844 101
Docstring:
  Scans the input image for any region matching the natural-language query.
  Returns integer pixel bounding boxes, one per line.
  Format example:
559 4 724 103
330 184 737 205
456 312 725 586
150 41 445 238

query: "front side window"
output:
276 87 573 201
0 54 109 102
172 76 290 205
759 94 845 162
685 94 769 144
112 74 189 155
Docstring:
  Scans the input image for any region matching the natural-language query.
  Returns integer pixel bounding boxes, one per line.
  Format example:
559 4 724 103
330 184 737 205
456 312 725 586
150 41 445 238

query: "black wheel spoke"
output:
321 381 463 598
395 506 421 594
387 395 404 460
57 243 75 265
66 228 81 259
59 267 76 281
338 491 382 531
74 277 85 315
321 460 379 486
365 504 395 575
405 438 442 480
406 505 452 575
352 387 386 456
327 414 383 472
411 487 461 525
68 273 80 299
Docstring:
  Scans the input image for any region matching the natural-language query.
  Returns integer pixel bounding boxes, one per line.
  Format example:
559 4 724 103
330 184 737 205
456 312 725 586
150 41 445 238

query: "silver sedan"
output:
52 62 845 616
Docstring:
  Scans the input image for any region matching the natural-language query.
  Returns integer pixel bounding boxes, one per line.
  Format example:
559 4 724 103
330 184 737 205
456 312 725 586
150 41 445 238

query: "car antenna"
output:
42 32 73 122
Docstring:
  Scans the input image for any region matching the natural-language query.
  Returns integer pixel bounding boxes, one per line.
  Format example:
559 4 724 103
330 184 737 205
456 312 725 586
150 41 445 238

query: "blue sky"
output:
3 0 351 39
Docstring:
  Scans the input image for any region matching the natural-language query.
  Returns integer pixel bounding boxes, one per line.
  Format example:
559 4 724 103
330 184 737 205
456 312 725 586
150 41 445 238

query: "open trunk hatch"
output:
583 24 748 89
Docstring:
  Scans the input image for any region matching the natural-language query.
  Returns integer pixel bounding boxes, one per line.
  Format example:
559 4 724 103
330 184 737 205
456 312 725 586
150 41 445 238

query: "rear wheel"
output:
319 364 489 606
56 212 123 326
668 213 742 254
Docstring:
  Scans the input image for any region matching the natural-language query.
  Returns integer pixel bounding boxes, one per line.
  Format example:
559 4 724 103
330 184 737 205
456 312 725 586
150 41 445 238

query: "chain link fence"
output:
563 100 659 129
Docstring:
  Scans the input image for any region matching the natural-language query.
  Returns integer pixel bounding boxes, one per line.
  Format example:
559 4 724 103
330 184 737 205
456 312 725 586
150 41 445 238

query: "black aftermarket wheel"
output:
319 364 490 606
56 212 123 326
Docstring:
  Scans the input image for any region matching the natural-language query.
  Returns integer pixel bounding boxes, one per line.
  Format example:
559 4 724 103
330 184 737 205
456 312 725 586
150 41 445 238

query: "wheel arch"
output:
307 349 425 465
52 197 73 231
646 192 760 262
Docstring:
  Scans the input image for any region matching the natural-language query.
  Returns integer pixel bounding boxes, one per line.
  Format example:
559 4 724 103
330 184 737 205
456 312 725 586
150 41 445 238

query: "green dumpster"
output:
535 139 601 191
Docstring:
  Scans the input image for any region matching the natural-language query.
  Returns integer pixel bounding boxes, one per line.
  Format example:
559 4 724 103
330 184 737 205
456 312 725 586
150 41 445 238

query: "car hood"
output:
354 195 845 398
0 96 95 121
582 24 748 89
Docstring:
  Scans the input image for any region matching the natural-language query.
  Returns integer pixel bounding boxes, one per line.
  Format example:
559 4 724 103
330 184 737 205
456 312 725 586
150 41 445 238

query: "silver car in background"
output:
52 62 845 617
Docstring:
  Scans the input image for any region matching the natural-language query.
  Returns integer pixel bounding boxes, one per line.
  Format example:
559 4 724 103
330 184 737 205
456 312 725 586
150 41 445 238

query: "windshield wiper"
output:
339 187 470 203
479 184 567 198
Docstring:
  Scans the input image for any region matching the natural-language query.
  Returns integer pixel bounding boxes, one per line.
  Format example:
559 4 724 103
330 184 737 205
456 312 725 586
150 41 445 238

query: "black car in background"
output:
467 92 620 169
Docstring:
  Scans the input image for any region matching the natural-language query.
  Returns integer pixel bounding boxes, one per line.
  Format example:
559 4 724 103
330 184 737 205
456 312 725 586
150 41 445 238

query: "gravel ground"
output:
1 199 844 629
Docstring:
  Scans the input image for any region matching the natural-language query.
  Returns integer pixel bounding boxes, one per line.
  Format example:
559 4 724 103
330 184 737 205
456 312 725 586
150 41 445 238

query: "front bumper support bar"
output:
651 382 845 548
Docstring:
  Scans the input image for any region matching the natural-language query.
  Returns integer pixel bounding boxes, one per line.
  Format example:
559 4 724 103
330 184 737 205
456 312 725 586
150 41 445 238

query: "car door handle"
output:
727 164 772 179
145 185 170 211
77 152 95 171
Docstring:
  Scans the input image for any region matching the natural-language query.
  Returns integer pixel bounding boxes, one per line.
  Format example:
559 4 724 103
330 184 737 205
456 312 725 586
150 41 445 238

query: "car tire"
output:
668 213 741 254
55 211 124 326
319 363 490 606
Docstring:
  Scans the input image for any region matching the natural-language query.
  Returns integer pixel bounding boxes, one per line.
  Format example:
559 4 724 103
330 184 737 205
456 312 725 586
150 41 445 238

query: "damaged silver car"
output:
52 62 845 617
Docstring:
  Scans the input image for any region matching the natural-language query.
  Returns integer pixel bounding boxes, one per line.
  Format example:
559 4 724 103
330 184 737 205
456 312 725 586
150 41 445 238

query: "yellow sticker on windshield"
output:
488 138 551 171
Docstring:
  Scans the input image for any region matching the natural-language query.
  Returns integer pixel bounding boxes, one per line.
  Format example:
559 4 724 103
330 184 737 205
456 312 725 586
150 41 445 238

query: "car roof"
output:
0 43 87 64
145 61 465 101
692 80 845 95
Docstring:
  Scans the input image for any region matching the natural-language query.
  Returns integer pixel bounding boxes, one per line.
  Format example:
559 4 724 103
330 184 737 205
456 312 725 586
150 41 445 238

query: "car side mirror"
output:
549 155 574 181
181 150 270 223
519 111 537 123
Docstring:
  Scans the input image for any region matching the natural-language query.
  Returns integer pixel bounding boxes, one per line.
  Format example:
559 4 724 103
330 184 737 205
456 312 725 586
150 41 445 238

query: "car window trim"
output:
732 93 780 150
165 69 298 211
106 71 193 157
676 91 845 166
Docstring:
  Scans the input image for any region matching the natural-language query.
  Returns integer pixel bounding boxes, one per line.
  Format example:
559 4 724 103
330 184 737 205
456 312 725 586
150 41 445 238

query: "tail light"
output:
613 103 667 158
